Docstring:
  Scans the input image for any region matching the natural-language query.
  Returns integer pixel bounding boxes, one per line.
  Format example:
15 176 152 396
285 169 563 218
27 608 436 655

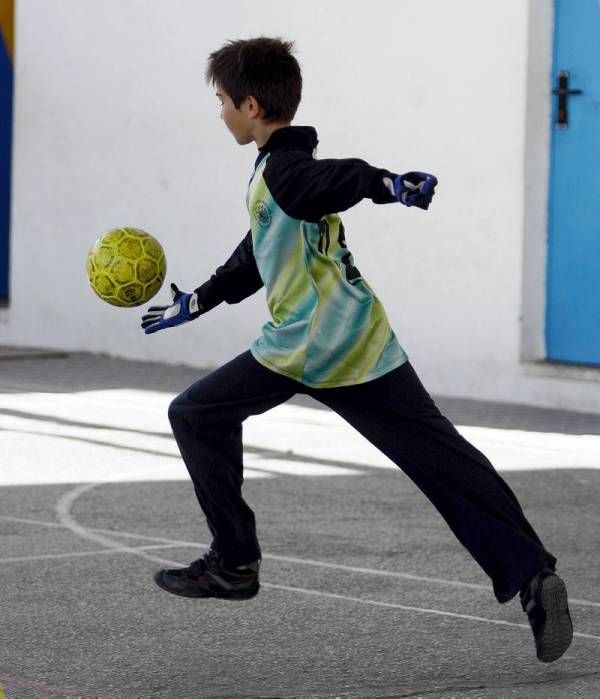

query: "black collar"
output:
255 126 318 168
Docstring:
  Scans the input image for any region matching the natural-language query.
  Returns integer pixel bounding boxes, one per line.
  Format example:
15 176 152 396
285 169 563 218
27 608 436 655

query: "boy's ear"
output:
242 94 264 119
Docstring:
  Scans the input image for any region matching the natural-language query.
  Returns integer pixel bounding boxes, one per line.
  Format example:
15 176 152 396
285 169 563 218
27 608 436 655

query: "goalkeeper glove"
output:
141 283 203 335
393 171 438 209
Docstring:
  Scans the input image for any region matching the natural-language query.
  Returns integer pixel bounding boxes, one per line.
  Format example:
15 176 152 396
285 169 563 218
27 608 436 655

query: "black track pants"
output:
168 351 556 603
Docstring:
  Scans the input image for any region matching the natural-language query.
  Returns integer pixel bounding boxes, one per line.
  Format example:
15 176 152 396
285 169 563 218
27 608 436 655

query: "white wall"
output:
3 0 600 413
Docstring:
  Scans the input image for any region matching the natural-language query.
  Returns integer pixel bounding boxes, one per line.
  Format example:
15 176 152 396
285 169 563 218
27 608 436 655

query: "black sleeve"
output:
263 151 398 222
193 231 264 312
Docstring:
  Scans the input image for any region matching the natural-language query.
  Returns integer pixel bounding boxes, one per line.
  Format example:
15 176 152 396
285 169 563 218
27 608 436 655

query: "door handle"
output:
552 71 583 129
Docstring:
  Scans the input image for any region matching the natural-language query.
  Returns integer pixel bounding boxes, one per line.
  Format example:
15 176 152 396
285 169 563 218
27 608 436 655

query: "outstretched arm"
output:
194 230 263 310
263 153 437 222
141 231 263 334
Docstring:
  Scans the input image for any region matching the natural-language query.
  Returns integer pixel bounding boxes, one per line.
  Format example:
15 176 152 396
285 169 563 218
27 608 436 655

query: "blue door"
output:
546 0 600 365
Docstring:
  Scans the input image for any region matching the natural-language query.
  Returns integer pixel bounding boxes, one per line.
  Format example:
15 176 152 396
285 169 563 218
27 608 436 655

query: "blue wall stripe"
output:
0 22 12 299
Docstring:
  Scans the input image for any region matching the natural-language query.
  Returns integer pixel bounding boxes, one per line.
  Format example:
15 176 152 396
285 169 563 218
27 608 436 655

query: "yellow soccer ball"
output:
86 228 167 307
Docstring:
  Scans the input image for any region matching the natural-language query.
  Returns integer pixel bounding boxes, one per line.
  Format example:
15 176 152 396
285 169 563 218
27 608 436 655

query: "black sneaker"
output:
154 550 260 600
520 567 573 662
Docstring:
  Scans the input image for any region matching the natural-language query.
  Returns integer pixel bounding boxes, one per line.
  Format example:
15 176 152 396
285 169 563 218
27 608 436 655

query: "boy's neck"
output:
253 121 292 149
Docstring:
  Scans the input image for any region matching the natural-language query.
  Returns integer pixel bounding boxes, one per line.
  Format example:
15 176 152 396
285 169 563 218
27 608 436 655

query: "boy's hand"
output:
393 172 438 209
141 283 203 335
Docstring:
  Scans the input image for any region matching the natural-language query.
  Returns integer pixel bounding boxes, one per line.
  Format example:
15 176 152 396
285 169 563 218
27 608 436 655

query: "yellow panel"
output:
0 0 14 61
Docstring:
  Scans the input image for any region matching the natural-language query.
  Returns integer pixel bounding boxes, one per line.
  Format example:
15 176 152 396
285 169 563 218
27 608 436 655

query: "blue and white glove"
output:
391 171 438 210
141 283 203 335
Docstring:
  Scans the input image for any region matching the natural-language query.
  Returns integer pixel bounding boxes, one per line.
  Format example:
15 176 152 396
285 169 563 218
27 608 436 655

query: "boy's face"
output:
215 85 259 145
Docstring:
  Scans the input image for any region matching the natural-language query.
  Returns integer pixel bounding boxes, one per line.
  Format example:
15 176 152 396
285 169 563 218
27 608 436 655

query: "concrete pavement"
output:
0 349 599 698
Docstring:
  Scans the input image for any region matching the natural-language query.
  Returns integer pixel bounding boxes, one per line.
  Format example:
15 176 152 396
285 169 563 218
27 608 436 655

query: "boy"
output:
141 37 573 663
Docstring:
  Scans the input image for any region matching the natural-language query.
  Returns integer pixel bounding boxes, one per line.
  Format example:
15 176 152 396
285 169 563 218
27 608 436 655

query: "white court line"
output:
264 584 600 642
0 543 184 564
6 505 600 642
54 483 184 567
2 511 600 610
51 483 600 644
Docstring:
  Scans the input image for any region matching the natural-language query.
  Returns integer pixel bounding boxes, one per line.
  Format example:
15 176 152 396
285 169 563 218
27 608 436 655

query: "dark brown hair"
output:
206 37 302 123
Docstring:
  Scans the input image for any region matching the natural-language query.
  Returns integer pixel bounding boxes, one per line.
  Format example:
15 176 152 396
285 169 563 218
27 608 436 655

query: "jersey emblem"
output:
253 200 272 227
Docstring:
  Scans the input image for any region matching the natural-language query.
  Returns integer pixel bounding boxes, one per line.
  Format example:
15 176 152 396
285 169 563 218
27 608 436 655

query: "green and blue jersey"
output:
195 126 408 388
